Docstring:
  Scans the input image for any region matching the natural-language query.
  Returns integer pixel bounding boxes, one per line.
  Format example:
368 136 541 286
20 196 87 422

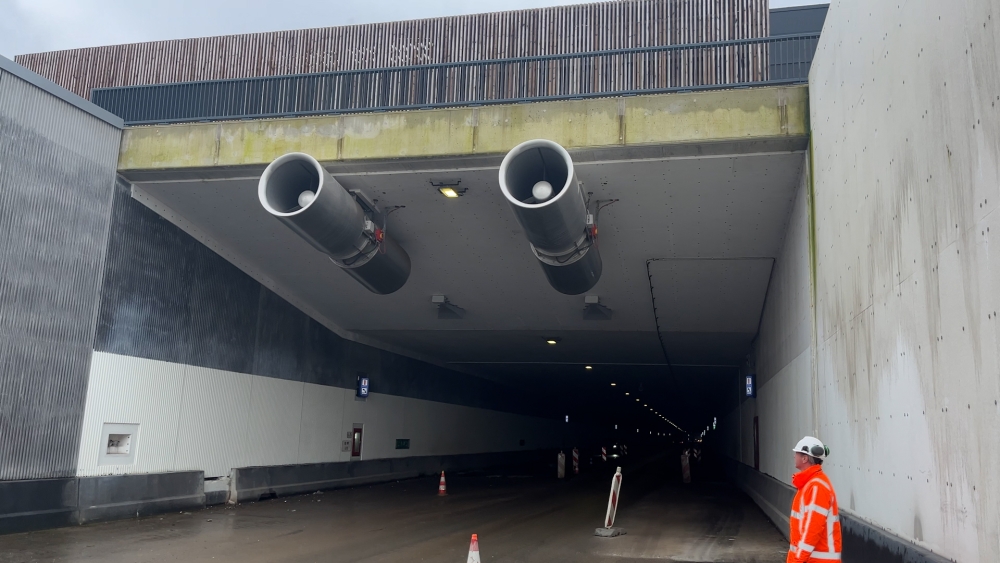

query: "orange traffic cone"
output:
466 534 481 563
438 471 448 496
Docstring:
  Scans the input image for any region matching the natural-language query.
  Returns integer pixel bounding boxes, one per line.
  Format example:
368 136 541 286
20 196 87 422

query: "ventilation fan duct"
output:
498 139 601 295
259 152 410 294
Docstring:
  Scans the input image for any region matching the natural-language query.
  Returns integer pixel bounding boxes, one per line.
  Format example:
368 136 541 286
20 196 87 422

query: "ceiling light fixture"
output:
625 392 629 395
585 365 593 370
545 337 561 345
610 383 616 386
431 179 465 198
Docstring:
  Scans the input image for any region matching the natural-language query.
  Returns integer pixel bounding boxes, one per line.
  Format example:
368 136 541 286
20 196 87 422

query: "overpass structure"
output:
1 2 997 563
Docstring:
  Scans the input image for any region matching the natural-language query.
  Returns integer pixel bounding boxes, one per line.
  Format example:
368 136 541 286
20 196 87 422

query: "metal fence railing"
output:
92 34 819 126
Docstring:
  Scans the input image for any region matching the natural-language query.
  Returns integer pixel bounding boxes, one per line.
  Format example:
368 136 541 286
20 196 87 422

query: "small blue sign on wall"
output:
357 374 370 398
745 373 757 398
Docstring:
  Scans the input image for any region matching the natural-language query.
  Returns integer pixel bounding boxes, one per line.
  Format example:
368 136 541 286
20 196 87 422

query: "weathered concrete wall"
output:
115 86 809 172
809 1 999 562
722 2 1000 561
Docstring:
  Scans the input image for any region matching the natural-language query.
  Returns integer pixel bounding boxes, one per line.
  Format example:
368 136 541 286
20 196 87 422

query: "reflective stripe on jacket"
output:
787 465 842 562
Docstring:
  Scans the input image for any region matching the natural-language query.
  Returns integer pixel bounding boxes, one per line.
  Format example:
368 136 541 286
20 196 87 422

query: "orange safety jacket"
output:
787 465 842 562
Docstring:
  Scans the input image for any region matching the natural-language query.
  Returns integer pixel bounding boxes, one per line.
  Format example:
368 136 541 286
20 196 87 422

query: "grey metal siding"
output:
14 0 769 100
0 67 121 480
94 180 545 417
770 4 828 36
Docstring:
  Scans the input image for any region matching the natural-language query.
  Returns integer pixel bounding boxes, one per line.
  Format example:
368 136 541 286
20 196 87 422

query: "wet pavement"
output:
0 459 788 562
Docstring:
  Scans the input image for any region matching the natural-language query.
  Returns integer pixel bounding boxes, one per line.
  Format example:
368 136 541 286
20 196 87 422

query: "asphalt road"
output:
0 457 789 562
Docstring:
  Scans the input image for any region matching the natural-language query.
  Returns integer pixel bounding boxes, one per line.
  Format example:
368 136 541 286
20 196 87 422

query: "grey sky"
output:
0 0 818 59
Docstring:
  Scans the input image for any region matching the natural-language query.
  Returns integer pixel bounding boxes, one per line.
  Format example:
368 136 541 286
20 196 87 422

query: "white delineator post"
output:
601 447 607 461
604 467 623 528
572 448 580 474
557 451 566 479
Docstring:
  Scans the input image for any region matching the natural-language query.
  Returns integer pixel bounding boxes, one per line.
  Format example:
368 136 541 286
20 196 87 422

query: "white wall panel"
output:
76 352 185 476
756 348 812 481
76 352 563 479
721 158 813 472
244 377 304 467
174 366 251 477
298 383 347 464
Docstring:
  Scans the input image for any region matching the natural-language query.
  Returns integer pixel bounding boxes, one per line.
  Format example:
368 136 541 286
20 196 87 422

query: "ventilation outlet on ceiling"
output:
583 295 612 320
498 139 602 295
258 152 411 294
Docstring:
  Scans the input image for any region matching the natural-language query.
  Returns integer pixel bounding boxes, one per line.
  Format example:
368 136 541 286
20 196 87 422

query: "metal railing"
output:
92 34 819 126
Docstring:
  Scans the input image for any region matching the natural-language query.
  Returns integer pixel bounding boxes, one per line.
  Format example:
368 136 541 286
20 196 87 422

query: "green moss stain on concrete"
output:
626 87 808 144
118 85 809 172
341 109 476 160
474 99 621 152
119 123 222 170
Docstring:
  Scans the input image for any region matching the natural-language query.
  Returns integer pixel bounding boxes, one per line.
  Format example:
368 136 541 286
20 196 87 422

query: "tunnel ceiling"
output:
130 149 804 432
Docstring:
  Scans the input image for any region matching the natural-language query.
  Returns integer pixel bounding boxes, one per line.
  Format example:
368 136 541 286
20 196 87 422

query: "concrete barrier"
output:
231 450 552 502
0 471 204 535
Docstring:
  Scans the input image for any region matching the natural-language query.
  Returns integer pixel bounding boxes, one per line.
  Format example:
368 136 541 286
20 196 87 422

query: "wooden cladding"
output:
15 0 768 100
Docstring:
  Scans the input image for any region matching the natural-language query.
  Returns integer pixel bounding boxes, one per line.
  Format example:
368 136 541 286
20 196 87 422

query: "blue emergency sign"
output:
357 375 370 398
745 373 757 398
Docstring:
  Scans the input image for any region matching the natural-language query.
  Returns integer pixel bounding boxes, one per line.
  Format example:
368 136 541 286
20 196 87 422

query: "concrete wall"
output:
724 1 1000 562
808 1 1000 561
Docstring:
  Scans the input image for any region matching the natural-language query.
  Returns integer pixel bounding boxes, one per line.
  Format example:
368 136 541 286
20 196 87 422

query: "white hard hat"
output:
793 436 829 460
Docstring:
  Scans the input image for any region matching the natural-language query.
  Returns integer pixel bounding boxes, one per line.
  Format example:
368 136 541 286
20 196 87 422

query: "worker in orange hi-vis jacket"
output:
787 437 842 562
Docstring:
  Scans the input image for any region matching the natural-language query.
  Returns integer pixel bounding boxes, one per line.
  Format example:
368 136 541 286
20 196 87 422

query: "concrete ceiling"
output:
132 150 804 381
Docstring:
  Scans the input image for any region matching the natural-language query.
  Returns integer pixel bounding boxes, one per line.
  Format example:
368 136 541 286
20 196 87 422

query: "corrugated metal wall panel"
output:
297 384 348 464
245 377 305 467
75 353 186 477
0 68 121 481
173 366 252 477
14 0 768 100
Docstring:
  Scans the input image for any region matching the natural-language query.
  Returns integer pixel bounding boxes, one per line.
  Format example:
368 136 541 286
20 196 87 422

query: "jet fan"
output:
498 139 602 295
259 152 411 294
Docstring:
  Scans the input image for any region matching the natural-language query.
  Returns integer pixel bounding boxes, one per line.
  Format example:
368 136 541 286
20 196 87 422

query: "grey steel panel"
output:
93 179 196 364
0 69 120 480
0 55 123 128
252 289 309 382
185 244 259 373
770 4 828 36
14 0 769 100
300 315 349 387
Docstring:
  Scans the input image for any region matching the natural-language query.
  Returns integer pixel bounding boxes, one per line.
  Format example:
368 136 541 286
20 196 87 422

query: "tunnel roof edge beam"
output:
116 86 810 175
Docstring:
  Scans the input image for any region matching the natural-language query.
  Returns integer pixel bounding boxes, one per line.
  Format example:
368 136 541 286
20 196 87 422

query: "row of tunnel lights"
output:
576 360 688 436
545 338 694 437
